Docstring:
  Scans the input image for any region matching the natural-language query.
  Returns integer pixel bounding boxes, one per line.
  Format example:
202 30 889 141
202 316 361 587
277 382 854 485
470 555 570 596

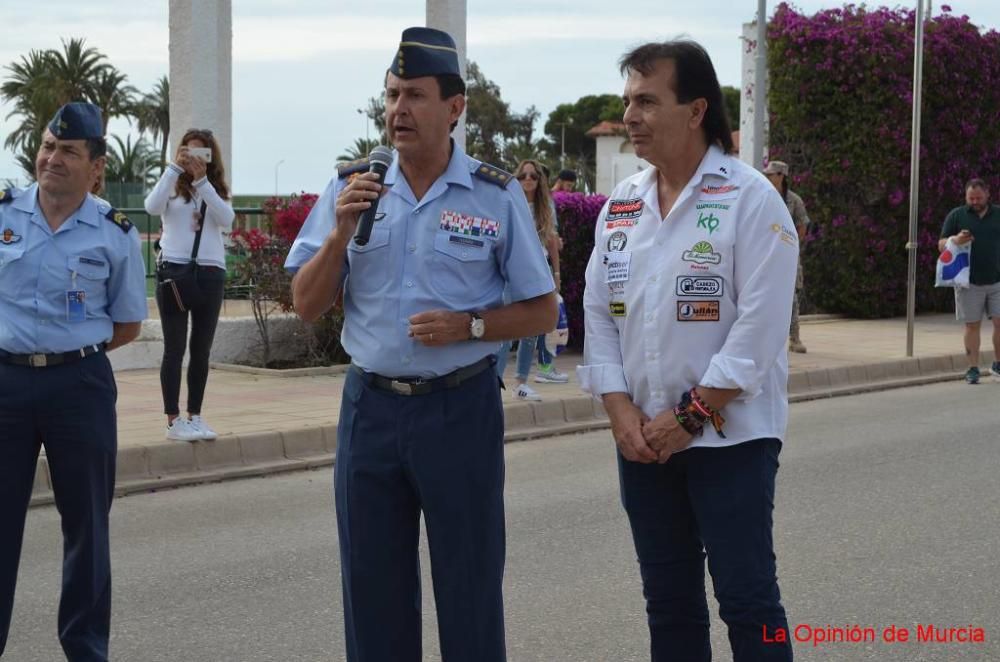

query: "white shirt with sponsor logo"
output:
577 145 799 449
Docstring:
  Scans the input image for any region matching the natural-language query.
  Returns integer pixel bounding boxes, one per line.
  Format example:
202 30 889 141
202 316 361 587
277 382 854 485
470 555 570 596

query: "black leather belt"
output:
0 343 105 368
354 356 495 396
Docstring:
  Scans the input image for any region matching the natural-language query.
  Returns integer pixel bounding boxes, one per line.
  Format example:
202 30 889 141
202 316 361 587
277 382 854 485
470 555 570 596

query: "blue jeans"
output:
494 336 536 382
618 438 792 662
536 334 553 366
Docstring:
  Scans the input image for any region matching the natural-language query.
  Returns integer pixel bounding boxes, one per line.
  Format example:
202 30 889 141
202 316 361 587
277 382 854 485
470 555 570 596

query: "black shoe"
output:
965 367 980 384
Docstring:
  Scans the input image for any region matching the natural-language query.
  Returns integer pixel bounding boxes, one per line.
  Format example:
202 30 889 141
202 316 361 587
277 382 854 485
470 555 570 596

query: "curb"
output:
28 350 984 506
29 396 614 507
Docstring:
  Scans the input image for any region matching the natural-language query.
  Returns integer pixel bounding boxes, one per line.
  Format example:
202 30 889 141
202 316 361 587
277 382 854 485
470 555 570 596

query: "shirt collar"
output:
18 184 99 228
383 139 473 191
633 144 733 198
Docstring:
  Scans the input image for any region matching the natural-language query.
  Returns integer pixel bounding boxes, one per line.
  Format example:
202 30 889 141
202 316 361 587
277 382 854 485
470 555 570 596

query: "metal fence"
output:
119 207 269 294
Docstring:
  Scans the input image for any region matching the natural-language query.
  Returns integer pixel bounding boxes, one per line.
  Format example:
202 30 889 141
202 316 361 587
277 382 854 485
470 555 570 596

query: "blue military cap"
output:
389 27 461 79
47 102 104 140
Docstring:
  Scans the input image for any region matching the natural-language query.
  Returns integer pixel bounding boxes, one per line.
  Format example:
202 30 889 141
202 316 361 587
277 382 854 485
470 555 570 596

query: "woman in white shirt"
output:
145 128 235 442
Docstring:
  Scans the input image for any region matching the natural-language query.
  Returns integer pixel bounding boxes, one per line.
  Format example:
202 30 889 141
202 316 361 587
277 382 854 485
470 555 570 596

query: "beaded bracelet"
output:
678 388 727 439
673 404 704 436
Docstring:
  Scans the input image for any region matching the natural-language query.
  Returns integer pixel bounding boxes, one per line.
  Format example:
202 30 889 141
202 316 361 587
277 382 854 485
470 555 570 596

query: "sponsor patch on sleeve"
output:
770 223 798 246
610 301 627 317
677 301 720 322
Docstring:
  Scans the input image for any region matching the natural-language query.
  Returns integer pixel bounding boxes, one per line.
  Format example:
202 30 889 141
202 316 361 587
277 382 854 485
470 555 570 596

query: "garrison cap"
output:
48 102 104 140
390 27 461 79
762 160 789 176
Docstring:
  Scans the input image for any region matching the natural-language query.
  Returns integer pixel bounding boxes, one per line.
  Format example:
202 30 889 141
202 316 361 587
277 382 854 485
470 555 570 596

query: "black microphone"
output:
353 146 393 246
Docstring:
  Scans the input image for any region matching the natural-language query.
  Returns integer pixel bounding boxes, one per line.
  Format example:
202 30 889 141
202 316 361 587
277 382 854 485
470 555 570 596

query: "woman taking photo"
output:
495 159 563 400
145 129 234 441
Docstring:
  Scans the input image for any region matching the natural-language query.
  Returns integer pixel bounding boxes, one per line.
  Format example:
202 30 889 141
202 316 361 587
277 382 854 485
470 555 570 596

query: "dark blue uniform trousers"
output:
336 365 506 662
618 438 792 662
0 352 117 662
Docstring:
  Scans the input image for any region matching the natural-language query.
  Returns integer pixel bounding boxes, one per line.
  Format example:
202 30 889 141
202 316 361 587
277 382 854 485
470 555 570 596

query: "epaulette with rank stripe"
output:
0 188 13 204
474 163 513 188
105 207 133 233
338 158 370 179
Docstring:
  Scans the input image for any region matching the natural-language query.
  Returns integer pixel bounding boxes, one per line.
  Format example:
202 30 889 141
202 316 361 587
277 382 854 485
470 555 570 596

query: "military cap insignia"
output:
338 157 370 180
474 163 513 188
105 208 134 233
1 228 22 244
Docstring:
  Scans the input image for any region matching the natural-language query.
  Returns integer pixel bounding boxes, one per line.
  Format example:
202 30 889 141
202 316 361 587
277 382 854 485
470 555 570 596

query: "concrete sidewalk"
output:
29 313 995 504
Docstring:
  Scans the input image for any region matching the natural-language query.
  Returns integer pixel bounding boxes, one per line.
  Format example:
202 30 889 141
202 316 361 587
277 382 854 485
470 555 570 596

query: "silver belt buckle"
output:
28 353 48 368
390 380 414 396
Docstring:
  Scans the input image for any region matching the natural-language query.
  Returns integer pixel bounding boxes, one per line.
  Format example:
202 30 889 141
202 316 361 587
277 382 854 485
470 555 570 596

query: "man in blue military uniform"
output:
0 102 147 661
286 27 557 662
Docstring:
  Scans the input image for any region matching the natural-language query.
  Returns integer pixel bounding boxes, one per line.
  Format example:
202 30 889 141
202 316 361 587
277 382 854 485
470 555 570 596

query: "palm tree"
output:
105 134 159 187
1 50 58 175
91 68 138 132
46 38 109 105
337 138 380 163
135 76 170 171
1 38 136 180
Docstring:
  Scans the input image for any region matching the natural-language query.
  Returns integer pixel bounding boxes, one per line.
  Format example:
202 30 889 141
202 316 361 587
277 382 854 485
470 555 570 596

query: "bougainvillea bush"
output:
768 3 1000 317
229 192 348 366
553 191 608 350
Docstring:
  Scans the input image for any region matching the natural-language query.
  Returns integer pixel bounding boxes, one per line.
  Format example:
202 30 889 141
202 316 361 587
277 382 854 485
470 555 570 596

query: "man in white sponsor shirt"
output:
578 40 798 661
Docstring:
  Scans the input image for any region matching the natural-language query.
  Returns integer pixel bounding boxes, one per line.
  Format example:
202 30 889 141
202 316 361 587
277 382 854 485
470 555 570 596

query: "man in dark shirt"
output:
939 178 1000 384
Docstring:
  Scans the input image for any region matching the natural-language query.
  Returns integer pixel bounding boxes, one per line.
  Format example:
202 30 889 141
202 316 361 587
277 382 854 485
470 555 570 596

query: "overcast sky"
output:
2 1 998 195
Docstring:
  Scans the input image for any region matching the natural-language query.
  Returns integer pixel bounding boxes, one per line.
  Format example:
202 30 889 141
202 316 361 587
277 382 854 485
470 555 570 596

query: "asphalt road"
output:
5 381 999 661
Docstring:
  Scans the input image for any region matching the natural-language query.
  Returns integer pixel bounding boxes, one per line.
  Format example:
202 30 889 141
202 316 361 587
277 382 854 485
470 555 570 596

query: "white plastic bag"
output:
544 294 569 355
935 238 970 288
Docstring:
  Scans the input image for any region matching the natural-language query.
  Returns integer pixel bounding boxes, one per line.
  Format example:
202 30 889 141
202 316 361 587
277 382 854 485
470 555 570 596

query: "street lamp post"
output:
560 122 567 170
905 0 927 357
357 108 370 144
752 0 767 169
274 159 285 196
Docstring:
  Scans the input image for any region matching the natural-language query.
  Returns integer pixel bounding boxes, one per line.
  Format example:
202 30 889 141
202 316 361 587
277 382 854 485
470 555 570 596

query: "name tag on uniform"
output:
66 290 86 323
605 251 631 284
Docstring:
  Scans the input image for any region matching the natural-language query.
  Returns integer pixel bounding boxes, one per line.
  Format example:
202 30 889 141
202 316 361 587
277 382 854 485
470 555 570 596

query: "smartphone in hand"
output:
187 146 212 163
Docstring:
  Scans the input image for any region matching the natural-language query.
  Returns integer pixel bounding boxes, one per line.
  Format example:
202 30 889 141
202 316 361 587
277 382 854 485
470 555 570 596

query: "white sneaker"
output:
534 367 569 383
189 415 218 441
166 417 202 442
514 384 542 401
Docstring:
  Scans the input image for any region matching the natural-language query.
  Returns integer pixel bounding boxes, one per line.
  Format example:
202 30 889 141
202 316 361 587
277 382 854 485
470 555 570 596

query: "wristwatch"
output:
468 311 486 340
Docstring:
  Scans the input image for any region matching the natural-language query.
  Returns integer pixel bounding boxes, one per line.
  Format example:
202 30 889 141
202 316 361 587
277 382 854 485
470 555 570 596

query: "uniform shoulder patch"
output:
0 188 13 204
473 163 513 188
105 208 133 233
337 158 370 179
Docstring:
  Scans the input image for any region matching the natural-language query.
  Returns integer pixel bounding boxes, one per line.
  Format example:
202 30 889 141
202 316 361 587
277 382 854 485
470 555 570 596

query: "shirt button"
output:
403 357 411 364
406 281 413 287
413 209 421 215
646 315 654 322
408 245 416 252
461 251 469 258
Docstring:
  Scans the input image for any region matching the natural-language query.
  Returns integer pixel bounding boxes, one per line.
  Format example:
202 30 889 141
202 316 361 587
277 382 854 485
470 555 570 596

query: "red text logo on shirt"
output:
607 198 644 221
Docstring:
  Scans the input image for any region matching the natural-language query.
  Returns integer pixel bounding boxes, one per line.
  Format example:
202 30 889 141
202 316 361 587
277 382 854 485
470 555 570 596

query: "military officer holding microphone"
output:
285 27 557 662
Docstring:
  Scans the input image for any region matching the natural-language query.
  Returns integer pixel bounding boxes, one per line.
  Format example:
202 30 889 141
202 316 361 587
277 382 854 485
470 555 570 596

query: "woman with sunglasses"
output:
495 159 563 400
145 129 234 441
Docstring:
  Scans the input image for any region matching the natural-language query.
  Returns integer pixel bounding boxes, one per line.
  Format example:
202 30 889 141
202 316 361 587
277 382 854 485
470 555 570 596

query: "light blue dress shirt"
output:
0 185 148 354
286 144 555 378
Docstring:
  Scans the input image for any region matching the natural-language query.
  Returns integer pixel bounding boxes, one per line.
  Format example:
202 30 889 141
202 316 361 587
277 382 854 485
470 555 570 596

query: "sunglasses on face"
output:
516 172 539 181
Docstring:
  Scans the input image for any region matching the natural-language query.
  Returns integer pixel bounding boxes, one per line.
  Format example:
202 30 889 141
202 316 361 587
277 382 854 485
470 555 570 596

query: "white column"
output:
168 0 233 179
739 21 768 168
426 0 467 150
